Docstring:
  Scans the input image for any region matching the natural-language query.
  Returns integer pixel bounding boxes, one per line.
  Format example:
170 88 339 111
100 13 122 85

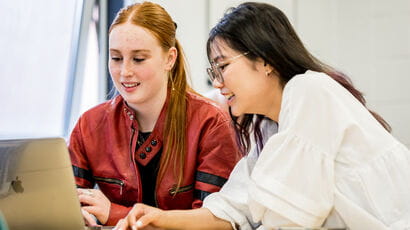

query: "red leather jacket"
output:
68 92 242 225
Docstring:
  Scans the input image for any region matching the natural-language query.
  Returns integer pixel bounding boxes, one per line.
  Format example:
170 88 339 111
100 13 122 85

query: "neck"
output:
266 78 283 122
266 92 282 122
130 90 168 132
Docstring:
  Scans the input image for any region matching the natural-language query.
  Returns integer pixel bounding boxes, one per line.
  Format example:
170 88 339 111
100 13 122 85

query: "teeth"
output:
123 82 140 87
225 93 234 100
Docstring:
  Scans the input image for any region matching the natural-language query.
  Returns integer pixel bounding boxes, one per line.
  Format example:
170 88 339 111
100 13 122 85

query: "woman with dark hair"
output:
115 2 410 230
68 1 242 226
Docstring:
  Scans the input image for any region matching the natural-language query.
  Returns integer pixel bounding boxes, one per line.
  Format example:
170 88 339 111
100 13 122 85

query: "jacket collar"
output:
119 93 170 140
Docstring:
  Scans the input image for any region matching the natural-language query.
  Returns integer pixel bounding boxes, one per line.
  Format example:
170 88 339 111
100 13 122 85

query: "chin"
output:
230 107 243 117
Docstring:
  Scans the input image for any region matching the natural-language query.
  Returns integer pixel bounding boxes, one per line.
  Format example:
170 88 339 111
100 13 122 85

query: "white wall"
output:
295 0 410 147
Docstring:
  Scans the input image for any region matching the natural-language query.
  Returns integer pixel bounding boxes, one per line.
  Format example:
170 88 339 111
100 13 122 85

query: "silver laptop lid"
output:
0 137 86 230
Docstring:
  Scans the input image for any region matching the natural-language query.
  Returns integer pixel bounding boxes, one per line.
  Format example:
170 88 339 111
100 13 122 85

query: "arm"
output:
191 111 242 206
115 204 232 230
69 120 132 226
69 118 95 188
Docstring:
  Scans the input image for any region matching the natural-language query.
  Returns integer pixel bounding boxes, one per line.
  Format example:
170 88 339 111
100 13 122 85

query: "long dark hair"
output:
207 2 391 154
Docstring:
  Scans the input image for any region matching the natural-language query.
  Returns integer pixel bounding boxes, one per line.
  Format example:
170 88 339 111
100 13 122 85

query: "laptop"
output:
0 137 113 230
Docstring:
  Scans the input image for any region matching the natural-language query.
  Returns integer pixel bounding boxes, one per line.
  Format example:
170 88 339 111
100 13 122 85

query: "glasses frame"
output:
207 52 249 84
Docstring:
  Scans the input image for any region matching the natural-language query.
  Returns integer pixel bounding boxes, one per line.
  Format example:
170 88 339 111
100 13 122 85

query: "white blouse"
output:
203 71 410 230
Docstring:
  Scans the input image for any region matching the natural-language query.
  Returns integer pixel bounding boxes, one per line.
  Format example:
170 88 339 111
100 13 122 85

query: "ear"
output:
264 62 278 76
165 47 177 71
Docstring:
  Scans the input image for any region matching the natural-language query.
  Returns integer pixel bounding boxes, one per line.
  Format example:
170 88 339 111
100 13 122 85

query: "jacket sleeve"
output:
193 112 243 207
106 204 132 226
69 116 131 226
68 117 95 188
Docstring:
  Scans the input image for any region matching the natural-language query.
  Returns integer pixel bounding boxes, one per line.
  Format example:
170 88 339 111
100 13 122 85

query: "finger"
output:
113 218 127 230
78 194 96 206
82 205 98 216
127 204 146 229
90 189 103 196
77 188 84 195
81 208 97 226
136 212 157 229
77 188 93 196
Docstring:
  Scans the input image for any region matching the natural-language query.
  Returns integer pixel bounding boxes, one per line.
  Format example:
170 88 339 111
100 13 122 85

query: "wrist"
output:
158 209 168 227
161 210 188 229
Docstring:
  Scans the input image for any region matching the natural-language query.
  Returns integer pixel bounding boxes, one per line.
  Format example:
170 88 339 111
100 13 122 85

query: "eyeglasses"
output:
207 52 249 84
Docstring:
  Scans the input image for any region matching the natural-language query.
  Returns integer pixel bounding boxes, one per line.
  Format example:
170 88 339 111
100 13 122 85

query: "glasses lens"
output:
207 68 215 82
214 66 223 83
207 63 225 83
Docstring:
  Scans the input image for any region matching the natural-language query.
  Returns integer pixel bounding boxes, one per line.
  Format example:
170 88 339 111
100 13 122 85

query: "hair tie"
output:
173 22 178 29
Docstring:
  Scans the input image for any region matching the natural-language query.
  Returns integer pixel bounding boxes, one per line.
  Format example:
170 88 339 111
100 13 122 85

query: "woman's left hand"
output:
114 203 164 230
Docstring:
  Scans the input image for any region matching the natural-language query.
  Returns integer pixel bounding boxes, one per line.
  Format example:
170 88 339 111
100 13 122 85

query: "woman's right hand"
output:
77 188 111 225
114 203 164 230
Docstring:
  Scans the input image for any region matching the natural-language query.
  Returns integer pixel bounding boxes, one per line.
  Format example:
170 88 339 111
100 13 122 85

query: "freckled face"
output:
108 23 171 110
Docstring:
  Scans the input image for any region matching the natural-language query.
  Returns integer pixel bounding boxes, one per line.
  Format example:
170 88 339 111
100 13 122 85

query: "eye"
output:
218 63 229 71
133 57 145 62
111 57 122 61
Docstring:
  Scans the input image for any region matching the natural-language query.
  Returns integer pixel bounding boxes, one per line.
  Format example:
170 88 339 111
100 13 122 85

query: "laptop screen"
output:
0 137 87 230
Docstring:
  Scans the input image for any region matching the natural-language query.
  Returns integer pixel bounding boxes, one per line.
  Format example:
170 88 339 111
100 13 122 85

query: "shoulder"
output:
187 92 230 117
285 71 338 92
186 91 220 107
185 91 232 129
79 95 124 120
282 70 346 104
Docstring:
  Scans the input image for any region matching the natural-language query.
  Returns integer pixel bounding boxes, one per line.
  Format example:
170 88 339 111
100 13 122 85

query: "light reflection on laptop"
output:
0 138 113 230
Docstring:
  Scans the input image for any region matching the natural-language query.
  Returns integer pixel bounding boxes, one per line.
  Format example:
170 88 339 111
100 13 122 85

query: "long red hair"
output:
110 2 192 192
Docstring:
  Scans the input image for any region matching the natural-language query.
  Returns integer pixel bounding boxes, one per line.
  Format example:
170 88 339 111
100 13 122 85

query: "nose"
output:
211 79 223 89
120 61 133 78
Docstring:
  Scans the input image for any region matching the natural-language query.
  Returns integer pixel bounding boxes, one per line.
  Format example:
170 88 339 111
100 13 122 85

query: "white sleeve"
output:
249 132 334 227
247 72 354 227
203 157 257 230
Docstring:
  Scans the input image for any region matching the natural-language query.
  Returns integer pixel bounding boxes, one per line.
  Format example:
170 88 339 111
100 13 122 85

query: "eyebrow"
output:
212 55 226 63
109 49 150 54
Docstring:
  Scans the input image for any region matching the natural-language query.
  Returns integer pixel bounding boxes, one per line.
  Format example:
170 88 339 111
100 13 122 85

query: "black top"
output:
136 131 162 207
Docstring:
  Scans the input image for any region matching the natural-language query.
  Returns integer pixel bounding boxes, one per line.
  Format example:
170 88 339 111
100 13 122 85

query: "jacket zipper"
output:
93 176 125 195
129 126 142 202
130 125 158 206
129 127 136 162
169 184 194 195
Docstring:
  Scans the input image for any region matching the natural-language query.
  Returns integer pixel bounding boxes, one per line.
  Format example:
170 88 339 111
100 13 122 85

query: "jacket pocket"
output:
93 176 125 203
165 183 195 209
168 183 194 195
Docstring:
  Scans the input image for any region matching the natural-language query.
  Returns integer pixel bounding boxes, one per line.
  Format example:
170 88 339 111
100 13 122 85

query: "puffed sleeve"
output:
204 152 272 230
248 72 355 227
249 132 334 227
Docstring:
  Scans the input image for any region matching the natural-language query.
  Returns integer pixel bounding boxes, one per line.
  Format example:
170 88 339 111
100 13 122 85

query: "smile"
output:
122 82 141 88
225 93 235 100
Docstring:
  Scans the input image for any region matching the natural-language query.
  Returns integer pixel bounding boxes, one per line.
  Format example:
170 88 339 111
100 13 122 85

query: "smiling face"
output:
209 39 283 120
108 22 176 111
